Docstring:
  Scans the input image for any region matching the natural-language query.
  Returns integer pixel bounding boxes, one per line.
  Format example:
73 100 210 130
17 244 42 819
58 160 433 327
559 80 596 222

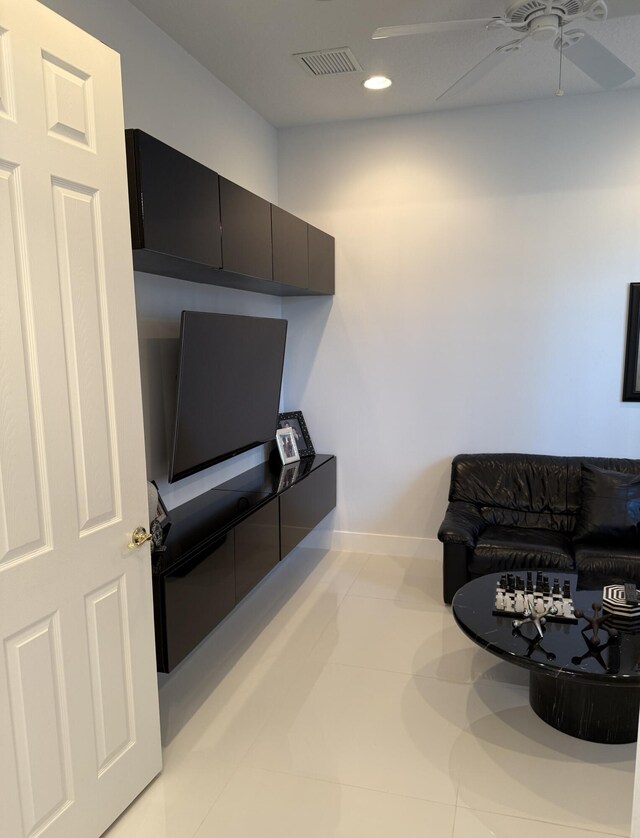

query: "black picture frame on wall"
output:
623 283 640 402
278 411 315 458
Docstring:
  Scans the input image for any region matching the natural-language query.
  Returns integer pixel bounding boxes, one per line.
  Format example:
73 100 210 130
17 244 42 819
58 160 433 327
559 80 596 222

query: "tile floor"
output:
105 549 637 837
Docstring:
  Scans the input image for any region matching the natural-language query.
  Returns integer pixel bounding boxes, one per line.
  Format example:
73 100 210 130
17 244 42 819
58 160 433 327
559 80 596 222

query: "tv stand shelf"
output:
152 454 336 672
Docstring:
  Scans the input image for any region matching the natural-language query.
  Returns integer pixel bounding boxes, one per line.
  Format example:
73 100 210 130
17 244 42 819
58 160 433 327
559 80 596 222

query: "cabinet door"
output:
272 205 308 289
220 176 273 280
129 130 221 267
234 498 280 601
308 224 335 294
162 534 235 671
280 458 337 559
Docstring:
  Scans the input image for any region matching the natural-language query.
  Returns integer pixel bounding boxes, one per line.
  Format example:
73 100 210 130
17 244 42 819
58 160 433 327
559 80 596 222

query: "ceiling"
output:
127 0 640 127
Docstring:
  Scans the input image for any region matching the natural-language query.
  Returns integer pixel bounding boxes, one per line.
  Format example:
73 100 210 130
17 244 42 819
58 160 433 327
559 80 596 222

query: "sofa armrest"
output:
437 501 485 548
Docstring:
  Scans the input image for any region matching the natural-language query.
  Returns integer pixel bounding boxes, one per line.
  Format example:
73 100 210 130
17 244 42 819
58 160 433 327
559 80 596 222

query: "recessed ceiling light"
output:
363 75 392 91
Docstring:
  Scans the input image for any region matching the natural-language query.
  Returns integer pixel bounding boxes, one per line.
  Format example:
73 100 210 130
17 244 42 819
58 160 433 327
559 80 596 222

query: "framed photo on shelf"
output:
276 427 300 464
278 411 315 458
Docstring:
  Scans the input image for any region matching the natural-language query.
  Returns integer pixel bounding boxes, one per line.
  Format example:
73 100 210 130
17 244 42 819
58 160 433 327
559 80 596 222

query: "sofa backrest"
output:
450 453 640 533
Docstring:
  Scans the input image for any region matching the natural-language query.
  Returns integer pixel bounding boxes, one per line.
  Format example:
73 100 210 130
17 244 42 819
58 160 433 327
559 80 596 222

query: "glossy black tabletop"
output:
452 572 640 685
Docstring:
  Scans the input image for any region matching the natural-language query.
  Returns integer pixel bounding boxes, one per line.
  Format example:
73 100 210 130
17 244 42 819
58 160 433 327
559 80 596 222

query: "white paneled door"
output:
0 2 161 836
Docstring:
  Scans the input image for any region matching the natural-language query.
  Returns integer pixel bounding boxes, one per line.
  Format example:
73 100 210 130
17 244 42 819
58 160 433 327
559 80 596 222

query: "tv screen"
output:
168 311 287 483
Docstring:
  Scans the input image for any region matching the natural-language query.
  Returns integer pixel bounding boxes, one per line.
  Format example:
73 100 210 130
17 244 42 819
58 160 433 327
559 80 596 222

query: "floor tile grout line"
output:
299 655 530 693
230 761 460 813
190 760 246 838
341 590 450 610
455 802 627 837
451 802 459 837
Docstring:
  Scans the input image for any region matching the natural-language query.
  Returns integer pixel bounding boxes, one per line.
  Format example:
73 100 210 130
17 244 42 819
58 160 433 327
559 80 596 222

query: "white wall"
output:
36 0 640 544
40 0 278 196
279 90 640 556
41 0 283 508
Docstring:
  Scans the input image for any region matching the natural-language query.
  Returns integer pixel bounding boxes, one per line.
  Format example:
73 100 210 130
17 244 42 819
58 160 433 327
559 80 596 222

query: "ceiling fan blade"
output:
559 30 636 89
372 19 495 40
436 39 525 102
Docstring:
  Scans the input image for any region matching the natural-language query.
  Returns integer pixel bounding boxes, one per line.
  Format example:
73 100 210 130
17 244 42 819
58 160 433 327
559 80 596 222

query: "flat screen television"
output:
168 311 287 483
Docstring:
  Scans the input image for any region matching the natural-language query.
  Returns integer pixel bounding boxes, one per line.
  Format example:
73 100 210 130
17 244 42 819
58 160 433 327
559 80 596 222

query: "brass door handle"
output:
128 526 152 549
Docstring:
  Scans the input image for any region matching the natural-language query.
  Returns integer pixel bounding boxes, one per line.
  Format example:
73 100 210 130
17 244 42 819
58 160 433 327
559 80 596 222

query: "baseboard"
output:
298 528 441 560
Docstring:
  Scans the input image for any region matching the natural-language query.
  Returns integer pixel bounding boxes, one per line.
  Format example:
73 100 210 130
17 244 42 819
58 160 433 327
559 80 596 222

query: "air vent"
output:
293 47 363 77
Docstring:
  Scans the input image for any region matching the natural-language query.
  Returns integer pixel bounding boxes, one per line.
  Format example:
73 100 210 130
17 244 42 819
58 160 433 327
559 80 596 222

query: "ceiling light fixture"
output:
363 75 392 90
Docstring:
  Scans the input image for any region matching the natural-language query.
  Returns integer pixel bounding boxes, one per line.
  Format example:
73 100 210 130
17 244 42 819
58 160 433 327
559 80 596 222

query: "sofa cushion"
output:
566 457 640 517
574 543 640 587
450 454 571 515
573 464 640 544
479 506 574 532
470 525 574 575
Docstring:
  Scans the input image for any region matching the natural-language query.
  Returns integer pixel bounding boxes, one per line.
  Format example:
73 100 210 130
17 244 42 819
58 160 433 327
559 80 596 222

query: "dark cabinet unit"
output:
280 455 337 559
234 498 279 601
272 205 308 289
152 455 336 672
125 129 335 296
219 176 273 281
125 129 222 278
158 534 234 673
308 224 335 295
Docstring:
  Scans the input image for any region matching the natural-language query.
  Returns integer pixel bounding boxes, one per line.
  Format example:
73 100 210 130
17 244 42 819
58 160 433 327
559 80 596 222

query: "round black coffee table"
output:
452 572 640 743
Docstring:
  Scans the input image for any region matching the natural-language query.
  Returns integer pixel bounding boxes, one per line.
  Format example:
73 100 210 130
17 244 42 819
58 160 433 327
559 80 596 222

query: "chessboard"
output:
493 572 578 624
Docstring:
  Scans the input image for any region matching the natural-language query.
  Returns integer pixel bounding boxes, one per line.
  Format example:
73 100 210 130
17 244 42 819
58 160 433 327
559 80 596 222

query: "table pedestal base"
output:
529 671 639 744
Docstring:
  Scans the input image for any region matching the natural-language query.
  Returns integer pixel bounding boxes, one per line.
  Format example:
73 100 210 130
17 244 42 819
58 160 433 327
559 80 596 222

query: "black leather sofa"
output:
438 453 640 604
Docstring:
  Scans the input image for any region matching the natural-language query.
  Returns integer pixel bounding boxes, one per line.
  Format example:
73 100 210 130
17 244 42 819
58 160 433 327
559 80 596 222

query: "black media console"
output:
152 454 336 672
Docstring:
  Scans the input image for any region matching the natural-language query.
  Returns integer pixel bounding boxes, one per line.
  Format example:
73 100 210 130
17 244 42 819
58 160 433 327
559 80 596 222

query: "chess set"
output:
493 571 578 624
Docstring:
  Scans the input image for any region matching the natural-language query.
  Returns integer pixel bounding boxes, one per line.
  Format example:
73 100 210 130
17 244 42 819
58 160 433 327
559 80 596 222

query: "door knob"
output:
128 526 152 548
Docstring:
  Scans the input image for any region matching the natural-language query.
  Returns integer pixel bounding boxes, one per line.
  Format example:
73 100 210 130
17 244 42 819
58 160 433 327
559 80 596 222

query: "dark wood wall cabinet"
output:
219 176 273 281
152 455 336 673
125 129 222 279
272 205 308 289
125 129 334 297
308 224 335 295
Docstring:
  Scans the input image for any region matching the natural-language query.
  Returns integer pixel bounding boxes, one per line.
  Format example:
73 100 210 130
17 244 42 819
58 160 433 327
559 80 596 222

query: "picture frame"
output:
623 283 640 402
276 426 300 464
278 411 315 458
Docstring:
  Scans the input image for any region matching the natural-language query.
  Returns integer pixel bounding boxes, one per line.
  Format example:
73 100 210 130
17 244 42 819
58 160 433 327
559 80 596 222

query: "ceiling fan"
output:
372 1 637 101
